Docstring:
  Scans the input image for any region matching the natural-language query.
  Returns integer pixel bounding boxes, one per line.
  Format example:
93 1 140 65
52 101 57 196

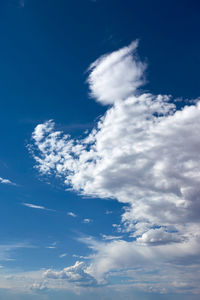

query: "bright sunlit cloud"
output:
29 42 200 294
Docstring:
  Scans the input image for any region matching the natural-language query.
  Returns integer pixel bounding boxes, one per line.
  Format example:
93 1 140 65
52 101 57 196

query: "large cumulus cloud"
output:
30 42 200 293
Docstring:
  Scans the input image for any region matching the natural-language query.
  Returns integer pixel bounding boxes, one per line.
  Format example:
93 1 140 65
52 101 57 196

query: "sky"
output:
0 0 200 299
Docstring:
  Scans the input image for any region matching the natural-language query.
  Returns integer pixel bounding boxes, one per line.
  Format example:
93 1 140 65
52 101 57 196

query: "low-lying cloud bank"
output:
30 41 200 294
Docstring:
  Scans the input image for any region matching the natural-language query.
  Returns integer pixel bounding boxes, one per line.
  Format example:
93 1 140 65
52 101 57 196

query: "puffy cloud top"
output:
87 40 146 105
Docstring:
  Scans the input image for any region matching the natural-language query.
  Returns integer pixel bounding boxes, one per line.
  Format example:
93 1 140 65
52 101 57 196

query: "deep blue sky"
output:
1 0 200 181
0 0 200 299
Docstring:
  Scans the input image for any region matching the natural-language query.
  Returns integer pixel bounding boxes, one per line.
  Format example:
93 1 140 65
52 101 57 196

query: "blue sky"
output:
0 0 200 299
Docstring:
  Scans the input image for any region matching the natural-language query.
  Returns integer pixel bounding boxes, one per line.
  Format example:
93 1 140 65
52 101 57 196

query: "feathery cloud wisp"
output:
0 177 16 186
67 212 77 218
83 218 92 224
22 203 54 212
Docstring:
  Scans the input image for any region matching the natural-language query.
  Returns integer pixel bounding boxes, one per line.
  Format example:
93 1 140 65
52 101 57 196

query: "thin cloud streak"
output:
83 218 93 224
67 212 77 218
22 203 55 212
0 177 16 186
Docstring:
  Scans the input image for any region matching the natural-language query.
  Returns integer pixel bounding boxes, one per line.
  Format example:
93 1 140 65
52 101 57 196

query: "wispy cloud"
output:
83 218 92 224
0 243 34 262
59 253 67 258
101 234 123 240
67 212 77 218
72 254 91 260
0 177 16 186
46 242 57 249
19 0 24 7
22 203 55 212
105 210 113 215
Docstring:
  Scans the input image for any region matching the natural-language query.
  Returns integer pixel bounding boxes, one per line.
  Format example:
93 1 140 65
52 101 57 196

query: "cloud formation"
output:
0 177 16 186
101 234 123 240
30 42 200 293
21 203 55 213
44 261 97 287
0 243 33 262
67 212 77 218
87 40 146 105
59 253 67 258
83 218 92 224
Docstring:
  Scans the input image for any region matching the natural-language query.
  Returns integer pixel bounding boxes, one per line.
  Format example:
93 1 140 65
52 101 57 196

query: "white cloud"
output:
80 235 200 294
30 41 200 293
67 212 77 218
59 253 67 258
22 203 54 212
136 227 183 245
83 218 92 224
0 243 34 262
46 246 56 249
105 210 113 214
72 254 91 260
46 242 57 249
101 234 123 241
87 40 146 105
44 261 97 287
0 177 16 186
